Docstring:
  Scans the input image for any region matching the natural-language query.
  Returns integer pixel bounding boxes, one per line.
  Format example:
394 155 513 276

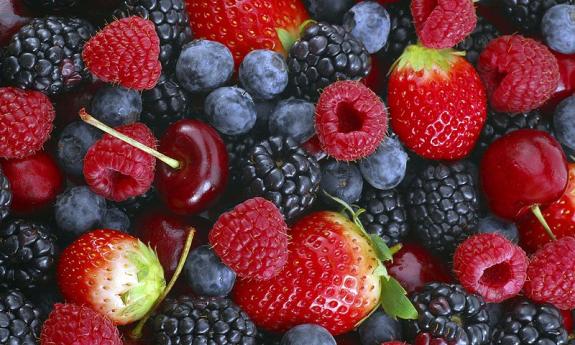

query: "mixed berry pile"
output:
1 0 575 344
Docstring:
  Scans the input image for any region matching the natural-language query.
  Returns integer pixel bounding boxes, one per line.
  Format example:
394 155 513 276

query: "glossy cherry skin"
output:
386 243 452 294
0 0 31 46
481 129 569 220
1 151 64 215
155 119 229 215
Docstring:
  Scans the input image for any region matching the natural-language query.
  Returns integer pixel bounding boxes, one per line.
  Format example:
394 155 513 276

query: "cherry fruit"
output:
0 0 31 46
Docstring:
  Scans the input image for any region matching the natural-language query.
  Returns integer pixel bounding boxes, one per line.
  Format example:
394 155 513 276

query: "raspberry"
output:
40 303 122 345
208 197 289 281
524 236 575 310
83 121 157 202
82 17 162 91
453 233 528 303
315 81 387 161
477 35 560 113
411 0 476 49
0 87 55 159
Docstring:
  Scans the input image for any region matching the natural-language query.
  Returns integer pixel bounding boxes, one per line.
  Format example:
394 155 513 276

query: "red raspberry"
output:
40 303 122 345
209 197 289 281
83 122 157 202
478 35 560 113
411 0 476 49
524 236 575 310
0 87 55 159
383 342 410 345
453 233 528 303
82 17 162 90
315 81 387 161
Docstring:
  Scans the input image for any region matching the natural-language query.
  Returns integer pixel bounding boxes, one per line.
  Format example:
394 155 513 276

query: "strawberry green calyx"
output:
392 43 466 74
277 19 316 53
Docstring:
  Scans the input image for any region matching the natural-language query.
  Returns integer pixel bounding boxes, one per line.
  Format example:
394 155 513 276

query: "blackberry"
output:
241 136 321 221
256 329 282 345
383 2 417 62
22 0 79 13
113 0 192 69
406 161 480 255
456 16 500 65
0 219 57 290
114 186 158 219
0 289 42 345
492 300 568 345
408 283 491 345
357 186 408 247
142 73 190 135
503 0 575 33
0 16 95 95
0 167 12 222
287 22 371 101
225 134 258 187
150 295 257 345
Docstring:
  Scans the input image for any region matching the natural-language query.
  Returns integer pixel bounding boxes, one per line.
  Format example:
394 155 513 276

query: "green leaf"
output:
380 277 418 320
372 262 389 278
370 234 393 262
276 28 297 53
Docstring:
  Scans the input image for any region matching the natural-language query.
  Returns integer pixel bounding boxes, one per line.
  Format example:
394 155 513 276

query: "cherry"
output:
53 81 105 128
0 0 31 47
1 151 64 215
541 51 575 115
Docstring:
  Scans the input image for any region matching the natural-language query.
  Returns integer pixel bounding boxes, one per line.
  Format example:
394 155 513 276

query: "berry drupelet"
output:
382 2 417 63
0 168 11 222
22 0 79 13
225 134 258 187
114 186 159 219
502 0 575 33
0 289 42 345
456 16 500 66
141 73 190 135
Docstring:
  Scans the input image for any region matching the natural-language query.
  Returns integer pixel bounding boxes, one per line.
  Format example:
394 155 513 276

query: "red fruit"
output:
83 122 157 202
453 233 527 303
40 303 122 345
0 87 55 159
315 81 387 161
186 0 310 66
415 333 449 345
480 129 568 220
411 0 476 49
82 16 162 90
58 229 165 325
477 35 560 113
388 44 486 160
542 51 575 115
1 151 63 214
0 0 31 46
383 342 410 345
52 81 105 128
209 197 288 281
524 236 575 310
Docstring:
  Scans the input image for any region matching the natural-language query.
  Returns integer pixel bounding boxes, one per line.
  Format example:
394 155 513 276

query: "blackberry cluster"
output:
287 22 371 101
0 289 42 345
241 136 321 222
383 2 417 62
0 16 95 95
0 168 11 222
406 161 480 255
114 186 158 219
22 0 79 13
142 73 190 135
409 283 491 345
225 134 258 187
456 16 500 65
492 300 568 345
502 0 575 33
150 295 258 345
357 186 409 246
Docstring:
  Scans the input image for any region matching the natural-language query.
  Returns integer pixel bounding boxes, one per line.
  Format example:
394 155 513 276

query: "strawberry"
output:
57 229 165 325
388 44 487 160
185 0 310 66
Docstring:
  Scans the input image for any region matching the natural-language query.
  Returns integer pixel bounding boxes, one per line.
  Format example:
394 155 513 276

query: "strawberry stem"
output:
531 205 557 241
390 243 403 256
79 108 181 170
129 228 196 340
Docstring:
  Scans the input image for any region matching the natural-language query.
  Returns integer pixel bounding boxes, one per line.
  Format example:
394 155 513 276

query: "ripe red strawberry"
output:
185 0 310 66
57 229 165 325
41 303 123 345
209 197 288 281
388 44 486 160
82 16 162 90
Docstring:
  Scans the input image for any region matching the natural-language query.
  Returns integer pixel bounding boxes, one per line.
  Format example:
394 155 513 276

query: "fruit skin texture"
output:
40 303 122 345
209 197 288 281
480 129 568 220
82 16 162 90
524 236 575 310
477 35 560 113
388 45 486 160
0 87 55 159
233 211 382 335
57 229 165 325
0 288 42 344
316 81 387 161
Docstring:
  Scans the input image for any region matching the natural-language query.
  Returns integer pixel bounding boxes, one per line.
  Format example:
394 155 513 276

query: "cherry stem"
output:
79 108 181 170
129 228 196 340
531 205 557 241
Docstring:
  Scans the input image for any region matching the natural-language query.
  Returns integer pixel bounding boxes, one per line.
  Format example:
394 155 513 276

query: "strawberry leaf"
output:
380 276 418 320
370 234 393 262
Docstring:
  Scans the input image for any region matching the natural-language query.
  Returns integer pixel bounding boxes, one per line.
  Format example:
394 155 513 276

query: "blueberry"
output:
281 324 336 345
205 86 257 135
359 136 408 190
358 310 402 345
176 40 234 93
239 50 289 100
303 0 355 23
100 207 130 233
554 95 575 151
56 121 101 176
183 245 236 297
268 98 315 144
343 1 390 54
477 214 519 243
90 85 142 126
542 4 575 54
54 186 107 239
320 160 363 204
